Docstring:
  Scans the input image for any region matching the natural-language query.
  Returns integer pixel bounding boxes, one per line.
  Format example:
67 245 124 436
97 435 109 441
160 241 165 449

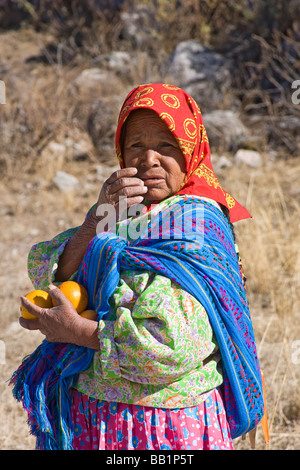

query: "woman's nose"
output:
143 148 160 166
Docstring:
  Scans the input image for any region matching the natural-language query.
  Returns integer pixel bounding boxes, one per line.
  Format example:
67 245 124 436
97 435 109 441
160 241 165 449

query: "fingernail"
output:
48 284 56 290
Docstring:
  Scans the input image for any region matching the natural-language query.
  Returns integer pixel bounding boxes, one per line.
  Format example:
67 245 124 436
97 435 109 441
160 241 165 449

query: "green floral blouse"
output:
27 197 223 408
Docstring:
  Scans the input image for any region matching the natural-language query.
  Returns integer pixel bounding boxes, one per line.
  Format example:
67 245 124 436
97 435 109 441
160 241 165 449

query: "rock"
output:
233 149 263 168
215 155 232 170
46 141 66 155
70 68 107 101
91 50 139 83
107 51 132 71
120 6 157 48
39 130 94 174
165 40 234 112
87 96 121 164
54 171 80 192
62 128 94 160
203 110 249 152
38 141 67 180
69 68 122 121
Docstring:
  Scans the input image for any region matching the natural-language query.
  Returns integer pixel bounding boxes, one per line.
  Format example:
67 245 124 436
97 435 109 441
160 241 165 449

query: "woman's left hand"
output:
19 285 100 349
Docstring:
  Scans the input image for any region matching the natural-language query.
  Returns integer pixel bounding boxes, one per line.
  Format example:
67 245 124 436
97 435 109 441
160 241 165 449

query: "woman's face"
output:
122 109 186 202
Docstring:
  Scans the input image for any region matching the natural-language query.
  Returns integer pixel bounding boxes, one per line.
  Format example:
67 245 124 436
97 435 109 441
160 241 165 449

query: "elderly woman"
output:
11 84 264 450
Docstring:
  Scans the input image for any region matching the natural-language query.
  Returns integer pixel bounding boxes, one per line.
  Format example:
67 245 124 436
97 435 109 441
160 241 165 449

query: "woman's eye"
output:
160 142 175 148
131 142 143 148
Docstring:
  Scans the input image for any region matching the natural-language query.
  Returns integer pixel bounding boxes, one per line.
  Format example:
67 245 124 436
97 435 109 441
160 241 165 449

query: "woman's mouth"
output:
143 178 164 184
141 176 165 186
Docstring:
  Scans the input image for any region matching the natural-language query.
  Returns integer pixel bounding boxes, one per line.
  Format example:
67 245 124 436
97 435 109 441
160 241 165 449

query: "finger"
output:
123 195 147 208
19 316 40 330
109 184 148 201
105 167 138 185
108 177 146 195
47 284 72 307
20 296 44 317
116 196 146 220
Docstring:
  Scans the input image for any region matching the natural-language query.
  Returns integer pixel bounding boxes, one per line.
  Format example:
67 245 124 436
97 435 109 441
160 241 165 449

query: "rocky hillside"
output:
0 0 300 451
0 0 300 178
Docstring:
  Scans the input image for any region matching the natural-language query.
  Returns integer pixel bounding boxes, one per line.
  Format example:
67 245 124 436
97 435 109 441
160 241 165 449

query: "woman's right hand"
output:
55 168 147 282
93 167 148 222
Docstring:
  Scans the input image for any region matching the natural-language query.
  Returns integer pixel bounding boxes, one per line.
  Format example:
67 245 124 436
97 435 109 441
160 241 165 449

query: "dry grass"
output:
0 14 300 450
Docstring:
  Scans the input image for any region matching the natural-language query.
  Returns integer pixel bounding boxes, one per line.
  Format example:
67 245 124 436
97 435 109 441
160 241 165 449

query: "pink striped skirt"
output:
70 387 233 450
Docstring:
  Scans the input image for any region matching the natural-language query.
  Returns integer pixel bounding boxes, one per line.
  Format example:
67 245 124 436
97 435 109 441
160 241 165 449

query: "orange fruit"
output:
80 309 98 321
21 289 53 320
53 281 88 314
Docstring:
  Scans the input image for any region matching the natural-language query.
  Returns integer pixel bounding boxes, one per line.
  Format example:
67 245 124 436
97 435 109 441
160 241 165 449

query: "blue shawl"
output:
10 196 264 449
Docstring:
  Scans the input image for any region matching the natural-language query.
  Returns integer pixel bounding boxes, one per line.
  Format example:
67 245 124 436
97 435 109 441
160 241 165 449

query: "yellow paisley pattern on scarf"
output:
133 97 154 107
160 112 176 131
184 118 197 140
194 164 221 189
194 165 236 208
161 93 181 109
177 138 196 160
136 86 154 98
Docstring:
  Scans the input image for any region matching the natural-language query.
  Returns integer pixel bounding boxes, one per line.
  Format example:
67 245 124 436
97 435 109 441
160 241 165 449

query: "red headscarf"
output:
115 83 251 223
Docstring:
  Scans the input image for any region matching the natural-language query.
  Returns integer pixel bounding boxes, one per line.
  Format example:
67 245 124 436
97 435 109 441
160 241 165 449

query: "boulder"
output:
69 67 124 122
71 68 107 89
92 50 144 83
87 96 121 164
233 149 263 168
203 110 249 152
215 155 233 170
38 141 67 180
120 6 157 48
54 171 80 192
165 40 235 112
69 68 109 107
62 128 94 161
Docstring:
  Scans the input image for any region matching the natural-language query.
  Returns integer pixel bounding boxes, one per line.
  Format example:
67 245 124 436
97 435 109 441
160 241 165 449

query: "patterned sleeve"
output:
27 227 79 290
27 206 96 290
92 272 217 385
